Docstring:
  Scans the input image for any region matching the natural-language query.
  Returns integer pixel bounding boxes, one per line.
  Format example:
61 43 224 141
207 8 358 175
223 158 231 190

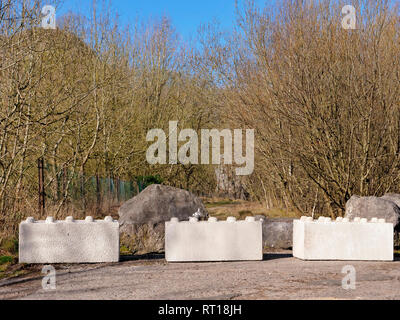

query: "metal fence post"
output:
38 157 45 216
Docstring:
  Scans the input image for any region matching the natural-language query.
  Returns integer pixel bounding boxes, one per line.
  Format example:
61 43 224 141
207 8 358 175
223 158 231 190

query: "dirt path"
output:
1 253 399 300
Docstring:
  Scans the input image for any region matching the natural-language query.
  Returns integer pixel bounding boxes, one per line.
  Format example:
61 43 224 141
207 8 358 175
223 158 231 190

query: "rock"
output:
381 193 400 208
345 195 400 229
255 216 294 249
119 184 208 226
118 184 208 253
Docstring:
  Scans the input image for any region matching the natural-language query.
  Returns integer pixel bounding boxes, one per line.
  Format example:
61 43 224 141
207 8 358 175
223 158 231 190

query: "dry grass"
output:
202 197 300 220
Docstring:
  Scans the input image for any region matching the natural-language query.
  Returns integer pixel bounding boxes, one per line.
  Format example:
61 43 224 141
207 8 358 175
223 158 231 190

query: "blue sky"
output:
58 0 271 39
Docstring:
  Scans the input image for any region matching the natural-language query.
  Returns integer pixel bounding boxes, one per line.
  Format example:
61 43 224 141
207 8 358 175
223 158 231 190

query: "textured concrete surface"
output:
293 216 393 261
1 252 400 300
19 216 119 263
165 216 262 262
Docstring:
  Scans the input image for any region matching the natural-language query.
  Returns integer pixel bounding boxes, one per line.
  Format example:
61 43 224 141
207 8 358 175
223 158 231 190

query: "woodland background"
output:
0 0 400 239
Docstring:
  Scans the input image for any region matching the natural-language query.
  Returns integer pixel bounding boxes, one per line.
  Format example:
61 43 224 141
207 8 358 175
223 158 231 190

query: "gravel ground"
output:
1 252 400 300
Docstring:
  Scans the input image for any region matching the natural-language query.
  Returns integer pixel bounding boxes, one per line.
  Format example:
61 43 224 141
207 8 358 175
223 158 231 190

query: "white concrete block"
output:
165 216 263 262
19 216 119 263
293 216 393 261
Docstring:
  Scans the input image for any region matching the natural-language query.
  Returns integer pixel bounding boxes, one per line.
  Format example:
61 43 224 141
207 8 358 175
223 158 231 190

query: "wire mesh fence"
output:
40 160 164 213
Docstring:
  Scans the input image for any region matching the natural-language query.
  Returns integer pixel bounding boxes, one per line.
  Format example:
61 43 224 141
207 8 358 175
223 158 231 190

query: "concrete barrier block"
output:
293 216 393 261
165 216 263 262
19 216 119 263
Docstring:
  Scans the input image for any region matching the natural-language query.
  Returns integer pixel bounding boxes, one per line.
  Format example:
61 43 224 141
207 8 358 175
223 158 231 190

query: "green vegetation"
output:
0 238 18 254
0 237 19 278
135 175 164 192
0 256 13 264
120 245 131 256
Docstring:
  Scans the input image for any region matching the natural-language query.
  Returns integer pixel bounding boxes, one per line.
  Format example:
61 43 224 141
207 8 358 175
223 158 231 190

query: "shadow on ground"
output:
120 253 165 262
263 253 292 261
120 252 294 262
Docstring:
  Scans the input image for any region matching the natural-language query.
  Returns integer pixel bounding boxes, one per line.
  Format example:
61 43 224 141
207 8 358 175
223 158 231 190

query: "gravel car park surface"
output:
1 252 399 300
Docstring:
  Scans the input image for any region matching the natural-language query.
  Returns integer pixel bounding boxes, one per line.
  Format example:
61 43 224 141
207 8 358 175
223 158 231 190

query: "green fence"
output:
43 164 163 206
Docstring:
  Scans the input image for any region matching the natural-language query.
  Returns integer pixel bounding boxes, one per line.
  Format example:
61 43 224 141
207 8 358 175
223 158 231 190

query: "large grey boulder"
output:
119 184 208 228
255 216 294 249
345 195 400 229
381 193 400 208
118 184 208 253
